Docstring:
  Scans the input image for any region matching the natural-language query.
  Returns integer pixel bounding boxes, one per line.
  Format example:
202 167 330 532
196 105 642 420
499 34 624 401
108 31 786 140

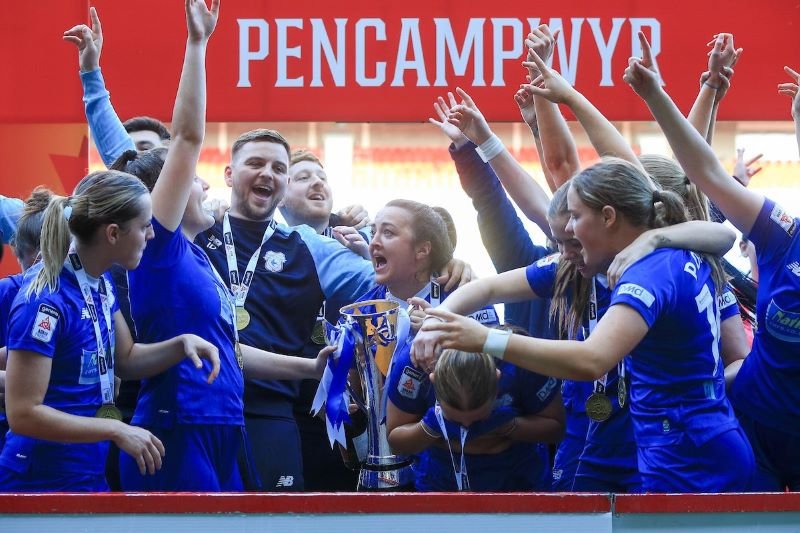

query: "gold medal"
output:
235 342 244 371
585 392 612 422
236 307 251 331
617 377 628 409
311 319 326 345
95 404 123 421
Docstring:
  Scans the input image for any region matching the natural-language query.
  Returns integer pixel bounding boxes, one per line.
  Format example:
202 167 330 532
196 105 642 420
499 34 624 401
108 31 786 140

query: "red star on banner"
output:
49 135 89 194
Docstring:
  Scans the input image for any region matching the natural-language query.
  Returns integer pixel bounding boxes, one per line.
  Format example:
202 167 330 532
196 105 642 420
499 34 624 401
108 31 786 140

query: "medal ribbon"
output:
204 251 243 373
585 278 609 395
434 402 470 491
222 212 276 308
65 248 115 406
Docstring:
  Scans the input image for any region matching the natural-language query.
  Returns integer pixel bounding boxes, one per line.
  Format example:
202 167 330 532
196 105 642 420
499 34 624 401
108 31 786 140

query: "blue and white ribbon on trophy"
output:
311 307 410 448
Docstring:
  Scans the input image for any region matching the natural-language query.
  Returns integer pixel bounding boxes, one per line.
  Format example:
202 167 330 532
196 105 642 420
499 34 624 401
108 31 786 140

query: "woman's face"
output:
547 212 587 276
566 185 611 278
115 194 154 270
369 206 427 292
182 176 215 235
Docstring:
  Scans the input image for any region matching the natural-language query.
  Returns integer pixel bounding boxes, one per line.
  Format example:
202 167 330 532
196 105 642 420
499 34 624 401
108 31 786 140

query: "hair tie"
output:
652 190 663 205
63 196 73 221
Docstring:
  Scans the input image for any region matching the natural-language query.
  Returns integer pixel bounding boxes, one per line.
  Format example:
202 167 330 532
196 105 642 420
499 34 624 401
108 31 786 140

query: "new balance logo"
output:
787 262 800 277
81 308 91 320
275 475 294 488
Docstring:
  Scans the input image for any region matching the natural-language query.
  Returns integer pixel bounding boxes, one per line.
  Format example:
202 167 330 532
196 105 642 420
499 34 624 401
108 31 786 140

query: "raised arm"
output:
523 25 581 189
778 65 800 155
625 32 764 235
150 0 219 232
688 34 740 143
446 88 551 234
524 49 643 171
64 7 135 167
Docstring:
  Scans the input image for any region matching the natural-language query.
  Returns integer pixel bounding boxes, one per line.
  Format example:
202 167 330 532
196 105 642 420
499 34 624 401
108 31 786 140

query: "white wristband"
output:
475 134 505 163
482 328 512 360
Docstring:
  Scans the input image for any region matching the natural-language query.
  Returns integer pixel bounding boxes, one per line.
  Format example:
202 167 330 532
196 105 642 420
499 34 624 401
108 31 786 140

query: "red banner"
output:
1 1 800 124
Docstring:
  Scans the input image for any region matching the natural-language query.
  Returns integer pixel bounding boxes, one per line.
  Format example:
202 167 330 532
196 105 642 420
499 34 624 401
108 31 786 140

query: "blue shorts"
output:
574 440 642 493
239 414 304 491
738 411 800 491
637 426 755 493
0 465 108 492
119 424 243 492
551 414 589 491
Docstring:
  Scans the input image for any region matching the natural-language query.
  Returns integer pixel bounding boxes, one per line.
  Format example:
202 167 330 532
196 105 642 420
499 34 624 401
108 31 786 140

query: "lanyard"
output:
587 277 625 396
434 402 470 491
222 212 276 307
204 250 244 370
66 250 115 405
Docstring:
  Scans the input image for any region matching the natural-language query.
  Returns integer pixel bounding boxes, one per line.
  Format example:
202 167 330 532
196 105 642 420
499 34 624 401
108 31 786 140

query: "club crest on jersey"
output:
398 366 424 399
263 250 287 273
30 304 59 343
770 204 796 236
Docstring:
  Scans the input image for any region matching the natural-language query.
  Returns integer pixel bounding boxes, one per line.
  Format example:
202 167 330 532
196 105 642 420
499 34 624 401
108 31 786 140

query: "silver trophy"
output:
339 299 414 490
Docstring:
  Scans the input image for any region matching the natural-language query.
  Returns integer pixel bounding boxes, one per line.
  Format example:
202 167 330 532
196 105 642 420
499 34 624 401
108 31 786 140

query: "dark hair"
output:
433 349 497 411
28 171 149 296
12 187 49 265
123 116 171 140
385 199 454 274
232 129 290 160
110 148 168 192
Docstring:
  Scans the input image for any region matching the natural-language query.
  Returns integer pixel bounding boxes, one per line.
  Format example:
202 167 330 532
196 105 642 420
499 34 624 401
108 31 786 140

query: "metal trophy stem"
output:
339 299 414 491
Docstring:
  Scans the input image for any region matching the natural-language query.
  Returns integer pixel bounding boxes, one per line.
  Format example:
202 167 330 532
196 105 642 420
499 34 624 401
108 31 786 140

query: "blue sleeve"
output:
81 69 136 167
7 291 65 358
747 197 797 269
517 371 561 415
718 285 740 322
451 141 545 273
386 345 432 415
295 225 376 313
611 253 671 328
0 196 23 244
139 217 187 269
524 253 560 299
0 277 21 346
103 273 121 315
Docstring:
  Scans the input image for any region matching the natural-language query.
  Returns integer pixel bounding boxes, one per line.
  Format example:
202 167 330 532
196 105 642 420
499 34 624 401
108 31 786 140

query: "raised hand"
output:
421 308 489 354
428 96 468 143
522 49 576 105
700 66 734 105
706 33 742 72
733 148 763 187
623 32 662 100
514 84 538 127
180 334 220 384
446 88 494 145
186 0 220 43
332 226 370 260
63 7 103 72
523 25 560 79
778 66 800 119
337 204 370 230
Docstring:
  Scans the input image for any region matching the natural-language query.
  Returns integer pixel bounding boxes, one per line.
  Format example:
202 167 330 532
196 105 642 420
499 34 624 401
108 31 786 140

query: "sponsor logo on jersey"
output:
770 204 797 236
263 250 287 273
206 235 223 250
617 283 655 307
537 377 559 402
765 299 800 342
30 304 59 343
717 291 737 311
467 308 498 325
79 349 100 385
787 261 800 278
398 366 424 399
80 307 91 320
536 253 560 267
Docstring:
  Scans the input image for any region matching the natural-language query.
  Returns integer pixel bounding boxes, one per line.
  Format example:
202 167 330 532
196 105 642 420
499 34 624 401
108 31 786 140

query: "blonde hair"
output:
27 171 149 297
433 349 497 410
639 154 710 222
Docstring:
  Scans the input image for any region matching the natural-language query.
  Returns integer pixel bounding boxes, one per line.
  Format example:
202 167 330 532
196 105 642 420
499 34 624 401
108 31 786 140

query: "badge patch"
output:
30 304 59 343
397 366 424 399
263 250 287 273
770 204 796 236
717 291 737 311
536 253 560 267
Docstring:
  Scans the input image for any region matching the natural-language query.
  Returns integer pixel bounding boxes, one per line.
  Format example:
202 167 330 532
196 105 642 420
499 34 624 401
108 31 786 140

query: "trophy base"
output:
357 460 415 491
